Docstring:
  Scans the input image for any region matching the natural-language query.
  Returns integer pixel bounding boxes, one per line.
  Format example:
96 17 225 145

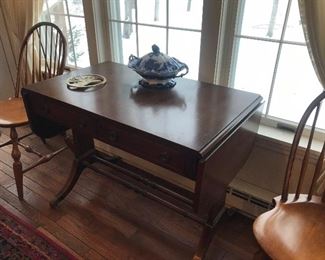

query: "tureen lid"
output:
128 44 188 79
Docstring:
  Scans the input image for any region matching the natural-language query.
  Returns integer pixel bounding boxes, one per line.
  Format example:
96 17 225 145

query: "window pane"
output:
67 0 84 16
169 0 203 30
237 0 288 40
138 25 166 57
138 0 166 26
169 29 200 80
110 22 137 64
268 44 322 123
70 17 89 67
230 38 278 112
108 0 135 22
48 14 67 35
64 16 75 66
283 0 305 43
46 0 67 14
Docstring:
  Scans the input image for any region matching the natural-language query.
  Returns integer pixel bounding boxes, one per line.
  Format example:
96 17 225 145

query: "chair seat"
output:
0 98 28 127
253 198 325 260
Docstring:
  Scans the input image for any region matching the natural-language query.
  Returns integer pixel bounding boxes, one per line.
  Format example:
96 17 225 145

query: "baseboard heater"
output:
226 186 274 217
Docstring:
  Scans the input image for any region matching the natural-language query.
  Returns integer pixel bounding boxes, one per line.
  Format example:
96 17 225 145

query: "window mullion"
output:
235 34 306 46
226 0 243 88
198 0 223 83
108 19 201 32
265 0 292 116
45 0 51 21
82 0 99 65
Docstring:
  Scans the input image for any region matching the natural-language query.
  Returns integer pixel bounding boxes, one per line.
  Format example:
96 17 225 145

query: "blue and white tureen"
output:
128 44 189 88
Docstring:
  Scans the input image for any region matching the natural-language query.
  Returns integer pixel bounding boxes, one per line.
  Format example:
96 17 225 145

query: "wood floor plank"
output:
0 158 14 177
0 169 15 188
57 214 133 260
64 192 138 239
128 228 194 260
7 180 65 222
0 197 35 226
40 219 91 257
37 227 83 259
83 249 107 260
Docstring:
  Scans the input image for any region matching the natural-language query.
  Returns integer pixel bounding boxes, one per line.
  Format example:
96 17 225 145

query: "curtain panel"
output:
299 0 325 90
298 0 325 196
0 0 43 67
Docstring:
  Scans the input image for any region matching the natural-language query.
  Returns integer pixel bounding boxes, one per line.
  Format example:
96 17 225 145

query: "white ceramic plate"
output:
66 74 107 90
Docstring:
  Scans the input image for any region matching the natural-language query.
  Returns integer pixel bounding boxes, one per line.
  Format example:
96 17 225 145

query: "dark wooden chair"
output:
253 91 325 260
0 22 68 200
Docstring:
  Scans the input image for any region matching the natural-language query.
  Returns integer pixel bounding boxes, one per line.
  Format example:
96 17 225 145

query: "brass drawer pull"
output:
159 152 170 163
79 121 87 129
108 131 118 142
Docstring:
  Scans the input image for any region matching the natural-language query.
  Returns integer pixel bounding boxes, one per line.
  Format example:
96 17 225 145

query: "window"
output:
40 0 90 68
229 0 324 129
37 0 324 132
106 0 203 80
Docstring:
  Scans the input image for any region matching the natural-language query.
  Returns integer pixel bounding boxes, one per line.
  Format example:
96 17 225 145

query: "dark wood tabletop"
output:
23 61 262 158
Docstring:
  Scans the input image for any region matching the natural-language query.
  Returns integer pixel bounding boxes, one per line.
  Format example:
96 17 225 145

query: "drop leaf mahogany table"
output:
22 61 263 259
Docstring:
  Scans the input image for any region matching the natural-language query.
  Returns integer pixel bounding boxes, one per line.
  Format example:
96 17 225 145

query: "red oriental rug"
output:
0 204 76 259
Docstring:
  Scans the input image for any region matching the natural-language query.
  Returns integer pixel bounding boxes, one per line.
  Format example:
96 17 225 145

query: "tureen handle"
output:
129 54 139 62
175 64 189 78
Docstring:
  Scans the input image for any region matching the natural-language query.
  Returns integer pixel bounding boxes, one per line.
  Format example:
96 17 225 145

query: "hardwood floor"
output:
0 127 263 259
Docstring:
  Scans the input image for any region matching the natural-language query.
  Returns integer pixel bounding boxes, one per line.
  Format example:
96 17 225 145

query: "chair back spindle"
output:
308 142 325 201
281 91 325 202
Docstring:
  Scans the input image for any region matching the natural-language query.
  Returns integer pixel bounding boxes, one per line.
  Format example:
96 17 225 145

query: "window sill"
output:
258 124 294 145
257 124 323 153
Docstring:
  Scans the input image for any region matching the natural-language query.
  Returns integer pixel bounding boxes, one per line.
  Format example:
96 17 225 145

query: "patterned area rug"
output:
0 204 76 259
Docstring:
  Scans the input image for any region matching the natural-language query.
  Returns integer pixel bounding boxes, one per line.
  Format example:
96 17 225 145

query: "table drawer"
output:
28 95 95 133
96 121 187 175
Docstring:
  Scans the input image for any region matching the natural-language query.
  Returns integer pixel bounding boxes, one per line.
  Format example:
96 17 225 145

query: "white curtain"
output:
298 0 325 196
0 0 44 67
299 0 325 89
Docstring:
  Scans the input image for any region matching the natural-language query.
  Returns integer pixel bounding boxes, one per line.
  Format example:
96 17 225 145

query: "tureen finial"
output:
152 44 160 54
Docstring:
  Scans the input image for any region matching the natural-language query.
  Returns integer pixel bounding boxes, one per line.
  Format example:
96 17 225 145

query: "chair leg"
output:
10 127 24 200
